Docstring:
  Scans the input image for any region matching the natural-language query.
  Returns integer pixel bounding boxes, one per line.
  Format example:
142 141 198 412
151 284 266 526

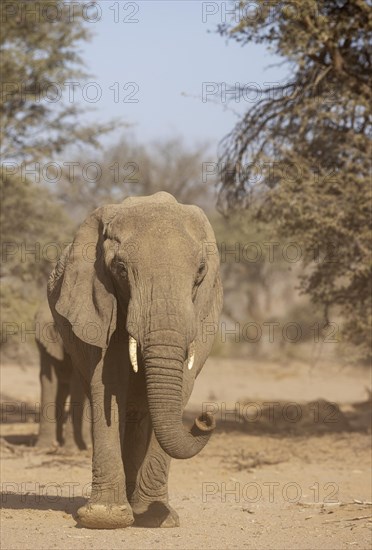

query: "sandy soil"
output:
1 358 371 550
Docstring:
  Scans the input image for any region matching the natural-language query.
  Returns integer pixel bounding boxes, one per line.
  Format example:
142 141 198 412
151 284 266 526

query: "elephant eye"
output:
116 261 127 278
195 261 207 286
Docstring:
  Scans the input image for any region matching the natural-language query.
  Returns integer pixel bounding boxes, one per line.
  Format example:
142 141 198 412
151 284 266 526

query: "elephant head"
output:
49 192 222 460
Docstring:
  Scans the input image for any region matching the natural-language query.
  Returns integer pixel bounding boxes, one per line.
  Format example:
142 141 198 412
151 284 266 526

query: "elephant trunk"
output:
143 334 215 460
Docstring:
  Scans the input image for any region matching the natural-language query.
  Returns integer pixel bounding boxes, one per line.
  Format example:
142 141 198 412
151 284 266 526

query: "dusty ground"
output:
1 358 371 550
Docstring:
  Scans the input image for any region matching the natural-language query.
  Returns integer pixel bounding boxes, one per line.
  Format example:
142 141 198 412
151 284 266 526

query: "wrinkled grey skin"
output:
35 301 90 450
47 192 223 529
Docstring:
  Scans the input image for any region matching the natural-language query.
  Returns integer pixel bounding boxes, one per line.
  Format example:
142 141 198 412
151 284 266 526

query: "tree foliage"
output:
57 137 217 220
0 0 115 163
0 172 73 359
217 0 371 360
1 173 73 283
0 0 114 358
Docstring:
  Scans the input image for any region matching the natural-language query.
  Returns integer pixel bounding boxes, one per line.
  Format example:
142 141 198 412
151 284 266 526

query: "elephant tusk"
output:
187 341 195 370
129 336 138 373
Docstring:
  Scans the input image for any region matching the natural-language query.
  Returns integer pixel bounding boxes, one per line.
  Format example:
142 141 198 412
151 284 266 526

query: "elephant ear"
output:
54 206 119 349
192 208 223 323
35 301 64 360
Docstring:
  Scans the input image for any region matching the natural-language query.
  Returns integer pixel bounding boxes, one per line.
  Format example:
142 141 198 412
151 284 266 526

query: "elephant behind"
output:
48 192 223 528
34 300 90 449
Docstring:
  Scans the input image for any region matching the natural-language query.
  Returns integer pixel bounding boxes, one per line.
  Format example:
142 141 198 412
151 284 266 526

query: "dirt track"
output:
1 359 371 550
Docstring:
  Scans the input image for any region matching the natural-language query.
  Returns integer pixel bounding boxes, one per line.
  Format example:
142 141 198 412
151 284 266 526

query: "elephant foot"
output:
77 503 134 529
133 501 180 528
63 444 85 454
63 434 87 453
34 438 58 452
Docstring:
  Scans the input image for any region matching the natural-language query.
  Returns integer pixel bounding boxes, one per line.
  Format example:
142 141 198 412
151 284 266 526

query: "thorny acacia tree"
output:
0 0 114 163
0 0 114 356
217 0 371 360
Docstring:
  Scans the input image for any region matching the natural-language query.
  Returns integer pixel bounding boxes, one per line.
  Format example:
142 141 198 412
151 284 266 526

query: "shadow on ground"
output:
0 492 85 513
184 398 372 436
1 398 371 448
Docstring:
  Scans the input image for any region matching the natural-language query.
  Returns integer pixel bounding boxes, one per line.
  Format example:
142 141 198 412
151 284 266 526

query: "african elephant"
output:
34 300 90 449
47 192 223 529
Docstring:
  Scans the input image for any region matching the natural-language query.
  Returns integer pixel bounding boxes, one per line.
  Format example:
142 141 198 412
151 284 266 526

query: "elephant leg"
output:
76 356 134 529
70 364 92 449
55 381 69 446
63 369 88 451
124 414 179 528
36 347 58 448
81 394 92 449
123 365 196 528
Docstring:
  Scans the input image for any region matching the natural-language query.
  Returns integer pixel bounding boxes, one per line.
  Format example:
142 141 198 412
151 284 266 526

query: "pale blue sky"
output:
79 0 285 149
